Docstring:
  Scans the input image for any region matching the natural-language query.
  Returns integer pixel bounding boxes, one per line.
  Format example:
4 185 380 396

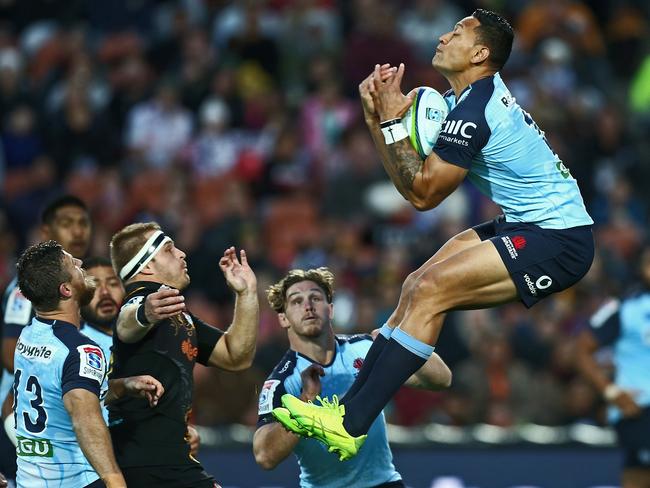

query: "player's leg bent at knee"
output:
341 240 518 437
342 228 484 404
386 227 484 328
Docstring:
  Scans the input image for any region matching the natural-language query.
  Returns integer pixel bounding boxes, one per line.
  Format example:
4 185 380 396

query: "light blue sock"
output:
391 327 435 359
378 322 394 339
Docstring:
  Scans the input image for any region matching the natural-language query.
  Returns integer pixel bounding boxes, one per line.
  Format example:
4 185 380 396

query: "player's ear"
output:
278 313 290 329
472 45 490 65
139 261 155 276
59 282 73 300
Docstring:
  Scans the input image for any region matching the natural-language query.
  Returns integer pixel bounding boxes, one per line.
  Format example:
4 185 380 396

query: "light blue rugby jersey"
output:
589 290 650 423
434 73 593 229
13 317 107 488
258 335 402 488
80 322 113 423
0 278 34 406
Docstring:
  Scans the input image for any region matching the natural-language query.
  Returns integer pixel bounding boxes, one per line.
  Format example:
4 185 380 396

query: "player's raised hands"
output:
359 63 397 120
300 364 325 402
369 62 415 122
220 247 257 295
143 286 185 324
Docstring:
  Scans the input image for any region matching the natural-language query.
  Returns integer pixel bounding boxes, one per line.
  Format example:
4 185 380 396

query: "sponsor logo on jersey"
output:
501 93 515 107
16 436 54 457
501 236 519 260
77 345 105 383
440 119 477 139
512 236 527 250
181 338 198 362
16 340 54 361
556 161 572 179
278 360 291 374
536 275 553 290
258 380 280 415
523 274 553 296
523 274 537 296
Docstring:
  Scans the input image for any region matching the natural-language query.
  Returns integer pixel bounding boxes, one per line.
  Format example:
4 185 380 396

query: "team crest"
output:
77 345 105 383
258 380 280 415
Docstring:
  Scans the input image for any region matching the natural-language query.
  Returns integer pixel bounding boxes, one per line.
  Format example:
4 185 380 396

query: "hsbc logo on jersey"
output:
438 119 477 147
441 119 477 138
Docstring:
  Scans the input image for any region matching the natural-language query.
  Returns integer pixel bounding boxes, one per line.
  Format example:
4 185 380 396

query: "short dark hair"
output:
110 222 161 279
82 256 113 271
267 267 334 313
40 195 89 225
472 9 513 71
17 240 70 312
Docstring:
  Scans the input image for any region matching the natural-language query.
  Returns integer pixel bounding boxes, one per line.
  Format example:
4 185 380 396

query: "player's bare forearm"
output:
388 138 425 193
209 290 258 370
372 129 424 201
366 119 404 194
104 379 126 405
116 305 150 343
253 423 300 470
64 389 126 487
405 352 452 390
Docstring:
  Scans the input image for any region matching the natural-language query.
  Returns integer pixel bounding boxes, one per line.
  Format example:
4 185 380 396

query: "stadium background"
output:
0 0 649 486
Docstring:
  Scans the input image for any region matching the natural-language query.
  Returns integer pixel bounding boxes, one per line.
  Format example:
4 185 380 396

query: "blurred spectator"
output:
516 0 605 56
398 0 463 63
343 0 418 95
300 75 357 160
125 80 192 169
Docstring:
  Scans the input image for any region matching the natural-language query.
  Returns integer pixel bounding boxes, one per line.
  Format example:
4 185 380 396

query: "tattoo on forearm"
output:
368 124 422 199
386 139 422 193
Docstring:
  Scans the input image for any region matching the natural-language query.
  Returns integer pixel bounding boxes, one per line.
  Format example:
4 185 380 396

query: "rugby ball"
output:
401 86 448 159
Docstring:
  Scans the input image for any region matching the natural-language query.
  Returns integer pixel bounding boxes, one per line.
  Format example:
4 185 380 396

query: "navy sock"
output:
342 328 434 437
340 324 393 404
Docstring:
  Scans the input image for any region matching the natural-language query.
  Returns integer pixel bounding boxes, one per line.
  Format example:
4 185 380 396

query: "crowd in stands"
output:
1 0 649 430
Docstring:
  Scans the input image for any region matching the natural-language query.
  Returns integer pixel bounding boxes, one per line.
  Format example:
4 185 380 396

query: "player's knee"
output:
410 270 444 302
401 270 419 296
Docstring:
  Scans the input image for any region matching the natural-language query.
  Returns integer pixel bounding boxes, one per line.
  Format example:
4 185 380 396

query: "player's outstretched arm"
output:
368 63 467 210
63 388 126 488
405 352 452 390
208 247 259 370
116 287 186 343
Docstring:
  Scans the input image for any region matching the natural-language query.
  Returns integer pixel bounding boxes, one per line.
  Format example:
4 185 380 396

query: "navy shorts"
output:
473 216 594 308
615 407 650 468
